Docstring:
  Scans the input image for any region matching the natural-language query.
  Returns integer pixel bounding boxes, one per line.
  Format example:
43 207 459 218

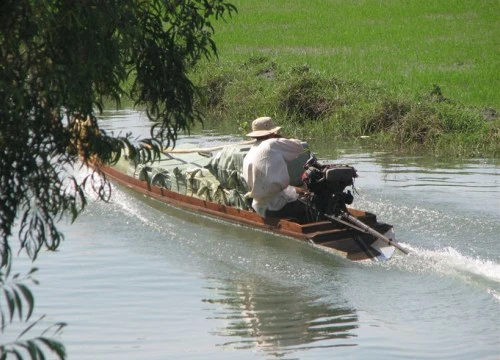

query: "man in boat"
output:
242 116 309 221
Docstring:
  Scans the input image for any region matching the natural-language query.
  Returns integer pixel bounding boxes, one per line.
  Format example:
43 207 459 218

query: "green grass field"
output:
211 0 499 109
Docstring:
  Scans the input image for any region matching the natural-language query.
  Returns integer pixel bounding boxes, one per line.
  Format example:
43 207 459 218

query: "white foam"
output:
386 244 500 301
108 186 152 225
70 164 157 230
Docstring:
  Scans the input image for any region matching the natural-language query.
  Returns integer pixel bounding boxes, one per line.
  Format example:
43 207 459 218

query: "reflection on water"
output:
86 181 360 359
203 277 357 358
50 109 498 359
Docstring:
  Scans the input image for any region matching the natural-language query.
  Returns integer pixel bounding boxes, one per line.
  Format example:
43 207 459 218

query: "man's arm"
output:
274 138 306 161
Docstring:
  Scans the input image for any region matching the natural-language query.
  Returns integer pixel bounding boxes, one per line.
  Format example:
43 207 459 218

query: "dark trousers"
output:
264 199 311 223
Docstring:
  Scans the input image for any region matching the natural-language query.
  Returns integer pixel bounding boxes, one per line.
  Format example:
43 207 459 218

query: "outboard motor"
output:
301 156 409 255
301 156 357 216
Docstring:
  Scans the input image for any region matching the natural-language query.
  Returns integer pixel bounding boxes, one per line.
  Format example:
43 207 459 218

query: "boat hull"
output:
98 164 397 262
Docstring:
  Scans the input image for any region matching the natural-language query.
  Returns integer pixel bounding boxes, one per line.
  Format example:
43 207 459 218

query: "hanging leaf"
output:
15 284 35 321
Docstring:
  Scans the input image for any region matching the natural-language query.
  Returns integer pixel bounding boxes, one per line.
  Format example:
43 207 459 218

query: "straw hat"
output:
246 117 282 138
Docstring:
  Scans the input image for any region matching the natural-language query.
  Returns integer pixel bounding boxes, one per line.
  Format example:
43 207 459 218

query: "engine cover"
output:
323 166 357 193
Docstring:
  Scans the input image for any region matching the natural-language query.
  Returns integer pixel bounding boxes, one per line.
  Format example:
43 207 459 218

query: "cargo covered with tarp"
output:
101 140 403 262
119 142 310 210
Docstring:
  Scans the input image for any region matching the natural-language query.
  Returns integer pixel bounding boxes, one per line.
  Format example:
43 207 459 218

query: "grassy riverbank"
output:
189 0 499 157
193 56 499 157
211 0 499 109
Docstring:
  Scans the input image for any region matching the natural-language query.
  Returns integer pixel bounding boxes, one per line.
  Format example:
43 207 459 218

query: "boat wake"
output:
356 195 498 249
354 194 500 300
79 166 500 302
76 165 174 234
382 244 500 302
102 184 180 235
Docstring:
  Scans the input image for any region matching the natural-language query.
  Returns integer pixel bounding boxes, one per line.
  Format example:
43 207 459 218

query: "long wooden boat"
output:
97 144 403 262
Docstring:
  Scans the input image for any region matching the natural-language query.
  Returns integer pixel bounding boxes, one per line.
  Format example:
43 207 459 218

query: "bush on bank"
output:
193 56 499 158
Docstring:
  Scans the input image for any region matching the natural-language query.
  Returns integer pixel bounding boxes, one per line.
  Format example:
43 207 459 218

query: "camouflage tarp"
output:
124 141 310 211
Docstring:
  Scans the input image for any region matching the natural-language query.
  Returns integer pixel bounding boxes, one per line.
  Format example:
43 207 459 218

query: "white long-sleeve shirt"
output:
242 138 305 216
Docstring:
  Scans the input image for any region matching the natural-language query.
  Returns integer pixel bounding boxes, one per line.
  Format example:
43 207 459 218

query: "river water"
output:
10 110 500 359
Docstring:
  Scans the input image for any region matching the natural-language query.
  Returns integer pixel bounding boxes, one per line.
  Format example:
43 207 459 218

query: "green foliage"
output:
194 57 499 157
0 266 66 360
212 0 499 109
1 0 235 358
1 0 236 256
278 73 332 121
364 99 445 146
365 100 412 134
204 74 232 108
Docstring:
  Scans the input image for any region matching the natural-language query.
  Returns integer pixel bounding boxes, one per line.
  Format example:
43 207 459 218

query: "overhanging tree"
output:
0 0 236 358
